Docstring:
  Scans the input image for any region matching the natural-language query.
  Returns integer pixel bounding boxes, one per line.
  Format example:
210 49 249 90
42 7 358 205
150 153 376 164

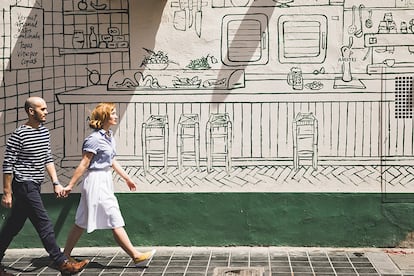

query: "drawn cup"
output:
378 21 388 33
383 59 395 67
72 30 85 49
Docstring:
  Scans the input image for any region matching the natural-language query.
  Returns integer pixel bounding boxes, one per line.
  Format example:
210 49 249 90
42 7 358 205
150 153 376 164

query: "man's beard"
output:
34 112 46 123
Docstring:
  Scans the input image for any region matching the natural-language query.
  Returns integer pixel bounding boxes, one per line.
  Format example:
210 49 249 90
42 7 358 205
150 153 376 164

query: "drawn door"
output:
221 13 269 66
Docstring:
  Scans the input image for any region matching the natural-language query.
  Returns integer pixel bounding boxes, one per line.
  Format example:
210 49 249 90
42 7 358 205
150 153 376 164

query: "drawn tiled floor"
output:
48 130 414 193
55 160 414 193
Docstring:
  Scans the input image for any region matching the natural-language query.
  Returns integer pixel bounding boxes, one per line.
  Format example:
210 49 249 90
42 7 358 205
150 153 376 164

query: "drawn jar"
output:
72 30 85 49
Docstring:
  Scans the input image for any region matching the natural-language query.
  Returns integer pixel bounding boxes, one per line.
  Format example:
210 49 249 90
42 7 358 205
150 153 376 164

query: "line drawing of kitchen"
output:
2 0 414 195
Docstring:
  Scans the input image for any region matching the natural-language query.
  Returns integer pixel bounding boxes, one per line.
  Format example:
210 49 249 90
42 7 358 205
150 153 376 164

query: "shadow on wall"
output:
131 0 169 68
210 4 276 108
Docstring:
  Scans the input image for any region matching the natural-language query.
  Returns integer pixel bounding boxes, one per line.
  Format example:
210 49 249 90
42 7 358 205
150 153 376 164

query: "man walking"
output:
0 97 89 275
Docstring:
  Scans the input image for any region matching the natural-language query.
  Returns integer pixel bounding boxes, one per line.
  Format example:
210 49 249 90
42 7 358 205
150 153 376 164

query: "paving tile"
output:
292 267 314 273
271 266 291 272
185 266 207 273
188 261 209 266
0 247 407 276
313 267 335 273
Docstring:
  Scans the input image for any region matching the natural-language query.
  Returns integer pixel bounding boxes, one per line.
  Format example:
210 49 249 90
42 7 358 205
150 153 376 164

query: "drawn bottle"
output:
89 26 98 48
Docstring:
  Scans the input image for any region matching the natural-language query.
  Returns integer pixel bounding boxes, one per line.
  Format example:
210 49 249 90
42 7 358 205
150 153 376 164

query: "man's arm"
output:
1 173 13 208
45 163 64 197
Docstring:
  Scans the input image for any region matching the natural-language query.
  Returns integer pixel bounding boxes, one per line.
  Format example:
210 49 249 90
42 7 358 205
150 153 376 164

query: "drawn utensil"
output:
348 5 357 35
195 0 202 37
348 35 353 48
354 4 364 38
188 0 193 28
365 9 373 28
362 47 371 61
174 10 186 31
174 0 187 31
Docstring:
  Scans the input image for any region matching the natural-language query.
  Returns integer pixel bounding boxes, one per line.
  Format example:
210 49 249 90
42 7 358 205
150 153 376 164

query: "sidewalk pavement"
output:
2 246 414 276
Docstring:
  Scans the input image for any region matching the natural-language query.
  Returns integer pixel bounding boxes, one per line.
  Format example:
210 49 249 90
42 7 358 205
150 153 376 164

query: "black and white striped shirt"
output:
2 124 54 184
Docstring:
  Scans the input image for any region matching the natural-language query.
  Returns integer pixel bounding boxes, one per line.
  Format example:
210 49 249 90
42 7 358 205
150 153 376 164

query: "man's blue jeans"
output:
0 179 66 265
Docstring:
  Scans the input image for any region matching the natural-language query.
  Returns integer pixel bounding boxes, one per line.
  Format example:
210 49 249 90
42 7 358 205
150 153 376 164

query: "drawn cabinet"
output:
278 14 327 64
221 13 269 65
59 0 130 55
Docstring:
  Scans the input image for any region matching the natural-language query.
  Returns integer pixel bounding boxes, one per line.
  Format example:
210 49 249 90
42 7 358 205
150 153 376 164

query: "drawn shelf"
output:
59 47 129 55
63 9 128 15
61 0 129 55
364 33 414 47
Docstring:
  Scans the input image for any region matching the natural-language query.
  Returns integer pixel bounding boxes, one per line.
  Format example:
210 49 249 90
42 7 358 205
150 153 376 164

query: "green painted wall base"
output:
0 193 412 248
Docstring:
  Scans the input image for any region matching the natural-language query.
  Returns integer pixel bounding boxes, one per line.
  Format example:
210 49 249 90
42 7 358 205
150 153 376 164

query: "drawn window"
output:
221 13 269 65
395 76 413 119
278 14 327 64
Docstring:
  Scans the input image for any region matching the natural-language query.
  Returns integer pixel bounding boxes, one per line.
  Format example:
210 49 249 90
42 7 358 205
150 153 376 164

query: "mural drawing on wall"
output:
1 0 414 197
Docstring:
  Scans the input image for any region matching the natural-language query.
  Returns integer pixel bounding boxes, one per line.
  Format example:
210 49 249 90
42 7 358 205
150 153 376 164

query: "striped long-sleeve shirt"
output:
2 124 54 184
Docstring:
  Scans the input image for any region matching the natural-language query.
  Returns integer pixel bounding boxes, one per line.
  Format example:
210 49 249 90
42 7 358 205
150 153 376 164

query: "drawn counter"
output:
57 76 406 169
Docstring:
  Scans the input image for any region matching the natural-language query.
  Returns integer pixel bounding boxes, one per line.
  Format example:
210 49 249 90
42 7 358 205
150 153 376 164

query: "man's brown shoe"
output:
58 259 89 274
65 256 90 264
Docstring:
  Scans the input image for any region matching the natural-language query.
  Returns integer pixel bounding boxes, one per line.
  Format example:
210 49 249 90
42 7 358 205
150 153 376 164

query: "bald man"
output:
0 97 88 275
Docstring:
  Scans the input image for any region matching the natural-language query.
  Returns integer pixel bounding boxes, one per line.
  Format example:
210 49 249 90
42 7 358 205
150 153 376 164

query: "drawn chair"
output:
142 114 169 174
292 112 318 171
177 114 200 172
206 113 232 174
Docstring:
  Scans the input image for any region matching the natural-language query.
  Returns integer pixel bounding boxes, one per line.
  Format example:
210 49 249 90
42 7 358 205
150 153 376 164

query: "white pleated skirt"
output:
75 169 125 233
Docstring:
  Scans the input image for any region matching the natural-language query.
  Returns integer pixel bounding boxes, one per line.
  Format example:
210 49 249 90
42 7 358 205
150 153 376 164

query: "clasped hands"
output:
54 184 73 199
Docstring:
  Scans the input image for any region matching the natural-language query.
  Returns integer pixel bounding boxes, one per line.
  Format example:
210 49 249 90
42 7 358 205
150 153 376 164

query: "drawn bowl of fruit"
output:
141 48 171 70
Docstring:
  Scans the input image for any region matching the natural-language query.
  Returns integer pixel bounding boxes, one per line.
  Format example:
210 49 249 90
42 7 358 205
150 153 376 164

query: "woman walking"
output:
63 102 155 267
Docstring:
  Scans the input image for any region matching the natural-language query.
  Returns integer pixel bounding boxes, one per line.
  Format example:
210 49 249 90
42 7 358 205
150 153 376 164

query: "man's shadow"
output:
5 256 51 274
6 256 147 275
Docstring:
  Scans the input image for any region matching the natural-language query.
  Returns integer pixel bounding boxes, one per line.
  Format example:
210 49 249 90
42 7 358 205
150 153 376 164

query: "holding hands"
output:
53 182 75 198
53 183 67 198
63 185 74 196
